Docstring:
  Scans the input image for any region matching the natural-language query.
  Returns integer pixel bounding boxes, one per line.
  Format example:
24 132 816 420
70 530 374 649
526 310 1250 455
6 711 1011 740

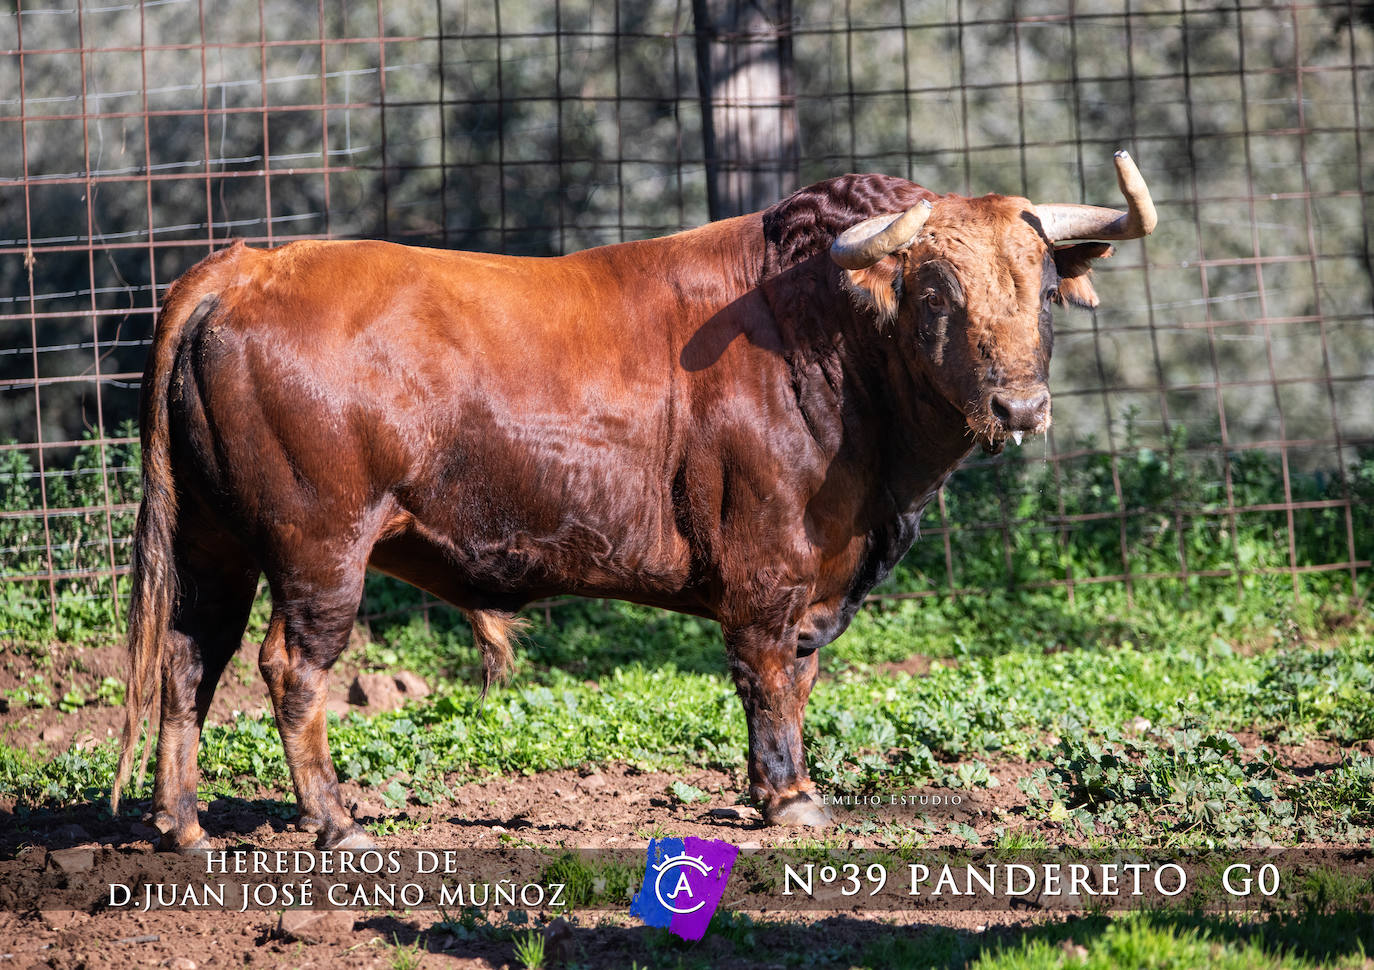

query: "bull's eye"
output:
923 288 948 315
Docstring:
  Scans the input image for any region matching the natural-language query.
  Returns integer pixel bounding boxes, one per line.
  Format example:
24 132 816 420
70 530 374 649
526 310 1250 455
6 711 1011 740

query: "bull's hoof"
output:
175 836 213 857
157 829 212 855
150 812 211 853
318 827 377 851
763 791 834 828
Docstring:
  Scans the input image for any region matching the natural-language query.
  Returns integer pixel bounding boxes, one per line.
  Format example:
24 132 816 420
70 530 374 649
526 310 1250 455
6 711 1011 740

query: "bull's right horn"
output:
830 199 934 270
1035 150 1158 243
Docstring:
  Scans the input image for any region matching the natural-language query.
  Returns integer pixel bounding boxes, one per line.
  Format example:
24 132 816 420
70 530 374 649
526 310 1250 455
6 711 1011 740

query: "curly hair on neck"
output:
759 173 936 279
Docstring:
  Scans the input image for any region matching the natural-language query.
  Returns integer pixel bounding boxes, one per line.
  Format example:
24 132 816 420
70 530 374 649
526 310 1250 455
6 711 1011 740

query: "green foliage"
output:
197 715 288 793
7 610 1368 853
892 425 1374 602
388 933 425 970
57 686 86 713
1023 727 1373 848
512 929 546 970
367 814 426 837
959 917 1333 970
1287 755 1374 836
1251 640 1374 743
1023 729 1285 846
1 421 139 643
0 742 124 808
429 906 497 945
669 780 710 804
537 850 640 910
4 673 54 709
95 675 126 707
539 853 596 908
847 907 1374 969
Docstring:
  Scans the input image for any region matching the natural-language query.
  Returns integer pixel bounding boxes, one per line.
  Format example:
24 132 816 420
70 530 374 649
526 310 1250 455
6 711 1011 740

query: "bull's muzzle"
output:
989 386 1051 442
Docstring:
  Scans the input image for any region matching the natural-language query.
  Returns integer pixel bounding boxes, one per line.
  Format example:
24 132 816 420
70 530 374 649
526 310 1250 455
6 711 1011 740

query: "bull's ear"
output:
1052 242 1114 309
842 255 904 325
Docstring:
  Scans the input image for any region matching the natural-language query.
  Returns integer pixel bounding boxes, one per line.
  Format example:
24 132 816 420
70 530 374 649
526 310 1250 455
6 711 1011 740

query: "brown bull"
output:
113 152 1155 851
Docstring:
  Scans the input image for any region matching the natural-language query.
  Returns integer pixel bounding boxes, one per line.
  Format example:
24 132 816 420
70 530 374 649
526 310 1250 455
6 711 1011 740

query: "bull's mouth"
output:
978 425 1040 455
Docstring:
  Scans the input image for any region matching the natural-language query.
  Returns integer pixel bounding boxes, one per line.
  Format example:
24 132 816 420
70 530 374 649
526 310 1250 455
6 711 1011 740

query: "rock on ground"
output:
347 671 430 711
277 909 355 944
47 847 95 873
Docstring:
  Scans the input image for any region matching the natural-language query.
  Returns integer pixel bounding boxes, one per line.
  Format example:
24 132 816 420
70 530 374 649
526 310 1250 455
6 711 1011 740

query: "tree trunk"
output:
693 0 799 219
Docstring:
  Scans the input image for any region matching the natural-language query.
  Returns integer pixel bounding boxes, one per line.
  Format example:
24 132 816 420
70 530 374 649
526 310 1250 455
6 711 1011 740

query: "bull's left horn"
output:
830 199 934 270
1035 150 1158 243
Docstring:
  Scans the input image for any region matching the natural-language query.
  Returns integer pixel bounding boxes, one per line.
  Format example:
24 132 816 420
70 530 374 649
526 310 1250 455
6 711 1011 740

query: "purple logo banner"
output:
629 836 739 940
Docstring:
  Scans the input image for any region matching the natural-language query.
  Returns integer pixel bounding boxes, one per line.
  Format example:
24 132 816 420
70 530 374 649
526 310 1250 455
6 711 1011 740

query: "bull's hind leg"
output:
725 624 833 827
151 543 259 852
258 570 373 850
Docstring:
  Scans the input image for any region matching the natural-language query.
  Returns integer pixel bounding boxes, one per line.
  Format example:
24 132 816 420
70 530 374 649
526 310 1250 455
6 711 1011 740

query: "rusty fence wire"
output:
1 0 1371 639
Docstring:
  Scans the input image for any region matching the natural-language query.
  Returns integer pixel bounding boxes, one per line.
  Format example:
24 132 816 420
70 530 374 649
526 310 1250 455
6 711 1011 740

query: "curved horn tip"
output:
1113 151 1157 236
1113 150 1140 177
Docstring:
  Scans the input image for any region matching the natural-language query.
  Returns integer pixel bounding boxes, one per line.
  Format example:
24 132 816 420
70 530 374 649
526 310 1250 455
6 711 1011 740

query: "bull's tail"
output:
464 609 527 700
112 245 239 814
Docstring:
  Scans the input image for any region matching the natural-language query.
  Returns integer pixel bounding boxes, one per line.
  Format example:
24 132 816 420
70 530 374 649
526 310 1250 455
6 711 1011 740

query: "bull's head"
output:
832 151 1156 452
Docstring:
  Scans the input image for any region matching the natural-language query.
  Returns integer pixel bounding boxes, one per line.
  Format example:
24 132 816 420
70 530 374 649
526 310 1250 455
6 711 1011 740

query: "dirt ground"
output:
0 639 1361 969
0 758 1075 970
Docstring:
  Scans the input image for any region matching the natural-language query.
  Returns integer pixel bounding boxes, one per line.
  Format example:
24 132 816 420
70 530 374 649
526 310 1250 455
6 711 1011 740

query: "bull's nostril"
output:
990 389 1049 432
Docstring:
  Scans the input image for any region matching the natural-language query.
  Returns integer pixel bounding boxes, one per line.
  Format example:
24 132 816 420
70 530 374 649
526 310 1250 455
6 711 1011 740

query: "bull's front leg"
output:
724 624 833 827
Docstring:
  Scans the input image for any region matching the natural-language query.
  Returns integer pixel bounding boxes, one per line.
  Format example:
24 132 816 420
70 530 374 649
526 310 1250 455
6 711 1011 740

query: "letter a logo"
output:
667 869 695 903
630 837 739 941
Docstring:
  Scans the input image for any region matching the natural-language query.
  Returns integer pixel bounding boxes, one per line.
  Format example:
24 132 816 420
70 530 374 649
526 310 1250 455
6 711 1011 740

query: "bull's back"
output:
174 238 697 603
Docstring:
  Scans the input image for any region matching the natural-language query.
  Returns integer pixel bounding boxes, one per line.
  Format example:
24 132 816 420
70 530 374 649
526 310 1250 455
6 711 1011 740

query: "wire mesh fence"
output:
1 0 1371 638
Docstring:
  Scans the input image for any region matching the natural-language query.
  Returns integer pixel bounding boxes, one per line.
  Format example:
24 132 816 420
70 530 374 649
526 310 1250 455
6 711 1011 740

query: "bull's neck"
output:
761 254 975 522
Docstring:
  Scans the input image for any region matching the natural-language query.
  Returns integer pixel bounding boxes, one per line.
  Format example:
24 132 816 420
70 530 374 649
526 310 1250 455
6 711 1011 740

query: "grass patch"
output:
852 909 1374 970
1021 730 1373 847
3 609 1369 851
